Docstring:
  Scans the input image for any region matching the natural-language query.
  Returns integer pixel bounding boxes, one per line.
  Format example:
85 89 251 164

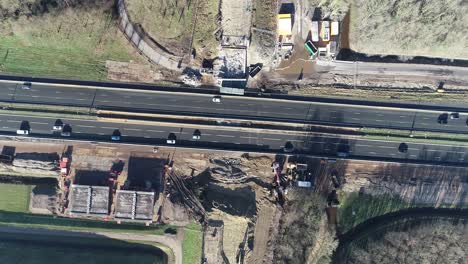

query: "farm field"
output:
0 183 32 212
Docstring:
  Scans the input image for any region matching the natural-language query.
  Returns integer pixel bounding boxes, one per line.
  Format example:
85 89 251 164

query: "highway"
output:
1 113 468 164
1 81 468 134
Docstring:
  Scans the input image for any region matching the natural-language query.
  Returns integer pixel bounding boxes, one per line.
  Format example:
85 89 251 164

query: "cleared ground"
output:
0 183 31 212
0 228 164 264
0 1 145 80
127 0 219 60
349 0 468 59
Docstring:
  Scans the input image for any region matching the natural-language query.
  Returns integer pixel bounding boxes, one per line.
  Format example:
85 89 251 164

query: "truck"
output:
321 21 330 41
304 40 318 57
311 21 319 42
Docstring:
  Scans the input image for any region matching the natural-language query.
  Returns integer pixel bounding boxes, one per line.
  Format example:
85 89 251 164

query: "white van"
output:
16 130 29 135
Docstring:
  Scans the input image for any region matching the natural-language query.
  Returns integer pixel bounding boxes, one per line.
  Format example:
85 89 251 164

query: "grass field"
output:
337 192 411 233
126 0 193 54
182 223 203 264
0 184 32 212
0 2 143 80
127 0 219 59
0 210 174 235
349 0 468 59
0 230 164 264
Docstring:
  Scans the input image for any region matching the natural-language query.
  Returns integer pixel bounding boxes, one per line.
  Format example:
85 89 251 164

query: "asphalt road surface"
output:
2 81 468 134
2 113 468 164
320 61 468 83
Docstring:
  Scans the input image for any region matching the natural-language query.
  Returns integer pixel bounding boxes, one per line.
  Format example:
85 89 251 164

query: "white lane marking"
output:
125 128 141 131
377 145 394 149
355 144 371 147
240 136 256 139
369 152 376 154
217 134 235 138
351 118 360 120
30 122 48 125
289 139 305 142
77 125 94 128
102 127 118 130
147 130 164 133
264 138 281 141
2 126 9 129
7 120 20 123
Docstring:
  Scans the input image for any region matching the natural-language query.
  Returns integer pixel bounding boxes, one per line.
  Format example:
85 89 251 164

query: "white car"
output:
192 135 201 140
212 96 221 103
52 125 63 131
166 139 176 144
111 135 121 141
60 131 71 137
21 82 31 90
16 130 29 135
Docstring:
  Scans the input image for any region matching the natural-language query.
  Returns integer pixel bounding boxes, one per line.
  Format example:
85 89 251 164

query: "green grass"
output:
0 211 174 235
0 5 142 80
182 222 203 264
337 192 411 233
361 127 468 146
0 184 32 212
0 229 164 264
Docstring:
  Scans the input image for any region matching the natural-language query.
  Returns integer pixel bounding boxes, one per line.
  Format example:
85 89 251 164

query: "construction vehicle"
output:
311 21 319 42
321 21 330 41
59 157 69 176
305 40 318 57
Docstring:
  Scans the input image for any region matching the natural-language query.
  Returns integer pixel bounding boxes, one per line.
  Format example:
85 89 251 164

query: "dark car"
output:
437 113 448 124
111 129 121 141
283 141 294 153
61 124 72 137
450 112 460 119
398 143 408 153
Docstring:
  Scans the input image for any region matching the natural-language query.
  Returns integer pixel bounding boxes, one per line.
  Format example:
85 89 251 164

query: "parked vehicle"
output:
311 21 319 42
304 40 318 57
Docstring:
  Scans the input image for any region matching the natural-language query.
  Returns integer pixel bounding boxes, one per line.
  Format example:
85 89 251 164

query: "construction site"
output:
0 136 466 263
